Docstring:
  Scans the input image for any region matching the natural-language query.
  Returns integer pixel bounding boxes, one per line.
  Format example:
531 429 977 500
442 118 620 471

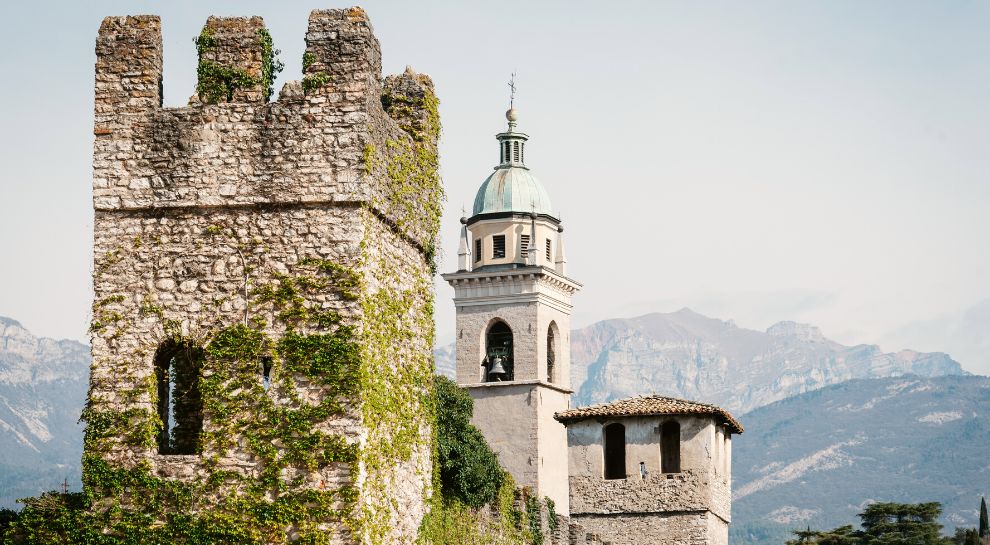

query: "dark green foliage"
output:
787 502 950 545
859 502 945 544
434 376 503 508
951 528 981 545
0 492 86 544
0 509 17 536
980 497 988 538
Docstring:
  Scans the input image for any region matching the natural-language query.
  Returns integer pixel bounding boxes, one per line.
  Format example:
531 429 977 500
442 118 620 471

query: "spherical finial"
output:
506 108 519 122
460 216 468 225
558 224 564 233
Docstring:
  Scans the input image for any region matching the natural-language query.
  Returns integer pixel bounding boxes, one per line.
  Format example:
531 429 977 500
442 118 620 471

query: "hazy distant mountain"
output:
435 308 966 414
0 317 88 508
731 374 990 545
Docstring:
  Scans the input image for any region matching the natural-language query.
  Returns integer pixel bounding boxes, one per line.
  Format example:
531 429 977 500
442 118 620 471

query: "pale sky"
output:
1 1 988 373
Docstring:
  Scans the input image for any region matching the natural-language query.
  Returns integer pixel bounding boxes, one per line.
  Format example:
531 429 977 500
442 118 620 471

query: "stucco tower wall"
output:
452 281 573 386
565 414 732 544
89 9 439 544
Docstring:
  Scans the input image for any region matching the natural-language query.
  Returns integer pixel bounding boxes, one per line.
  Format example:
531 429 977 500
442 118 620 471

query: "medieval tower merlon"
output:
442 107 581 516
88 9 441 544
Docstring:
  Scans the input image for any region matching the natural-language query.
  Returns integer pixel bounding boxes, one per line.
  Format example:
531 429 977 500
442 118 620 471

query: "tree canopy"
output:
786 502 948 545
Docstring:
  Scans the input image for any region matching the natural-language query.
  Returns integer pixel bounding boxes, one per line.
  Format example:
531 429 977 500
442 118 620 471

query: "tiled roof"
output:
554 395 744 434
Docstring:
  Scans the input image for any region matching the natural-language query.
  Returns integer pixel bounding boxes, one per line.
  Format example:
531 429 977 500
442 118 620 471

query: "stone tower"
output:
442 107 580 514
556 396 743 545
86 9 441 543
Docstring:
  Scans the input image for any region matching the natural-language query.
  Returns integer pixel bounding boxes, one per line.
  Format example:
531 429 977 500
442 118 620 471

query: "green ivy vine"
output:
195 27 283 103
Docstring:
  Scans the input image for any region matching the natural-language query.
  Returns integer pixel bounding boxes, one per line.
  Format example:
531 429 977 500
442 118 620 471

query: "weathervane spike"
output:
508 72 517 109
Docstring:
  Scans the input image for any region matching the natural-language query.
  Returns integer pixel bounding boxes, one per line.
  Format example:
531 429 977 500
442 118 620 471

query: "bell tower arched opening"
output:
484 320 514 382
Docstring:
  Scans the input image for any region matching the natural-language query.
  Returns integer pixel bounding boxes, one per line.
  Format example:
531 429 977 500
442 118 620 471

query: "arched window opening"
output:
261 356 273 391
661 421 681 473
603 423 626 479
546 324 556 383
484 321 514 382
154 341 204 455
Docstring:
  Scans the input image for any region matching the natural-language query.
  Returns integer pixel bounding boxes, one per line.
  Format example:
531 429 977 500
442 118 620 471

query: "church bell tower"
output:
442 104 581 514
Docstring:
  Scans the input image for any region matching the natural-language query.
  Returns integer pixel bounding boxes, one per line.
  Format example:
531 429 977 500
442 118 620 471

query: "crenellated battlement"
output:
93 8 440 249
86 9 441 543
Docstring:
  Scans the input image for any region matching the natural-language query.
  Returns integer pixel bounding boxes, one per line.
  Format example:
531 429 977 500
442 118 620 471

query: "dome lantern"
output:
471 107 555 219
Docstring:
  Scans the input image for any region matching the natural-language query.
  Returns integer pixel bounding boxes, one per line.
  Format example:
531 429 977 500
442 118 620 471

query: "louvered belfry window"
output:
513 141 520 162
492 235 506 259
520 234 530 256
546 239 552 262
474 239 481 262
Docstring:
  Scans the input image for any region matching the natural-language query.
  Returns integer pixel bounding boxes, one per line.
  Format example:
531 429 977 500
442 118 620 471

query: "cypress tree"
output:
980 496 988 539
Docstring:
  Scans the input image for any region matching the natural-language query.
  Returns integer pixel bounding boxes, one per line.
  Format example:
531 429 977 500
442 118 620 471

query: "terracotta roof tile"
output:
554 395 743 434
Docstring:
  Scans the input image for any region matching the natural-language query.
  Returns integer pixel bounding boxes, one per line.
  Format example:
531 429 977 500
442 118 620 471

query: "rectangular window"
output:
513 141 520 162
492 235 506 259
546 238 552 262
474 239 481 262
520 234 530 255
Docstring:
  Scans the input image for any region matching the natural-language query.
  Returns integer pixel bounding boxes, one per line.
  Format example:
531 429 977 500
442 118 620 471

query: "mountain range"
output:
436 308 966 414
2 310 983 545
0 317 88 507
731 374 990 544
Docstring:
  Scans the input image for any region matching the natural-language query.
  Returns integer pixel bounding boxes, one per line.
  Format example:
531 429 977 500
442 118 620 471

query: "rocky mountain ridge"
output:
436 308 966 414
0 317 88 507
731 374 990 544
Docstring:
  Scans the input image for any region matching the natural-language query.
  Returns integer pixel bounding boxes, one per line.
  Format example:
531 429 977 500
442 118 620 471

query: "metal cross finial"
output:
508 72 517 108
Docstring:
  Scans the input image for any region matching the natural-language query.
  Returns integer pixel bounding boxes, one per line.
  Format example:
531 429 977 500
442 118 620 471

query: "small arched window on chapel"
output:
154 340 204 455
661 421 681 473
603 423 626 479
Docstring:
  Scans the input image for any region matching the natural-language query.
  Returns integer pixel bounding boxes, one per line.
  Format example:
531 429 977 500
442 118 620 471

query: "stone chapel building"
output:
442 108 744 545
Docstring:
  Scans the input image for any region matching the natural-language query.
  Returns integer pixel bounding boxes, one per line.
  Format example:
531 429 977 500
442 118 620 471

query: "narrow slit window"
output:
546 325 556 383
492 235 506 259
520 234 530 256
661 421 681 473
521 143 525 163
474 239 482 263
546 238 552 262
261 356 273 391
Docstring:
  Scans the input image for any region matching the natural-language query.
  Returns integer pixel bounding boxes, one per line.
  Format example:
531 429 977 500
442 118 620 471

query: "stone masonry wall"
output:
571 512 714 545
87 8 440 544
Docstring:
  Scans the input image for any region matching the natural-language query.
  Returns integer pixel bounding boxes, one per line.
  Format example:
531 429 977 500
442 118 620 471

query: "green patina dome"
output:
472 166 553 217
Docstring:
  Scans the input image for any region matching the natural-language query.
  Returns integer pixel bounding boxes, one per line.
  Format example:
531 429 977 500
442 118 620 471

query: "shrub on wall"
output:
434 375 504 507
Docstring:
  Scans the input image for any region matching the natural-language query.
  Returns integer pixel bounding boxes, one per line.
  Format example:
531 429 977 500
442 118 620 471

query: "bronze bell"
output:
488 355 507 380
